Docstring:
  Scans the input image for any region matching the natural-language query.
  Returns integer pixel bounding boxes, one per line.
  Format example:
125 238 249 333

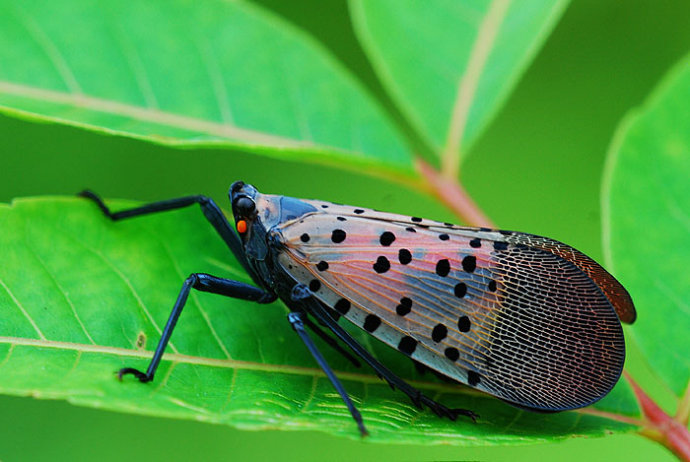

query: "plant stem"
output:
625 371 690 461
677 382 690 426
415 157 495 228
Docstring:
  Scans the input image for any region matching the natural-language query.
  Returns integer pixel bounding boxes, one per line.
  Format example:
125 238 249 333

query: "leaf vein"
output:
10 4 83 94
279 52 314 142
165 396 213 415
67 350 83 376
159 238 232 359
195 36 235 125
219 368 239 413
0 335 485 397
0 80 316 148
441 0 511 177
24 231 96 344
62 230 178 354
299 375 319 416
0 344 16 369
0 277 46 340
153 361 177 394
107 14 160 109
654 277 690 319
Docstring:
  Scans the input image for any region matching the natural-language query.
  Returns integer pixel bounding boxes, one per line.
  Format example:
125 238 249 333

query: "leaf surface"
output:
0 0 409 168
603 54 690 397
350 0 568 166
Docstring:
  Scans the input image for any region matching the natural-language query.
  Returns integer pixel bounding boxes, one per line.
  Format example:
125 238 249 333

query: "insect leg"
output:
288 285 360 367
305 297 478 422
302 316 361 368
287 311 368 437
79 190 258 284
119 273 276 383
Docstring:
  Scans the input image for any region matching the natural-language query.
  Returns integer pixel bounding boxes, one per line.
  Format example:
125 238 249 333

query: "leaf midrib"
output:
0 80 315 147
441 0 511 177
0 335 485 396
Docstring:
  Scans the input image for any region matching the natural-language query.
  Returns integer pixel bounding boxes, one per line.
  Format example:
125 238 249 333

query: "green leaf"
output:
350 0 568 166
0 197 636 444
0 0 410 169
603 53 690 397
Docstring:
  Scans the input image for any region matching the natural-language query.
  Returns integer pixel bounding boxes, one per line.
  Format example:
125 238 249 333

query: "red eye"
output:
236 220 247 234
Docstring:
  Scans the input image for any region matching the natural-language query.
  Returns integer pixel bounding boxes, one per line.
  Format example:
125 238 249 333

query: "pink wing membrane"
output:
275 201 626 411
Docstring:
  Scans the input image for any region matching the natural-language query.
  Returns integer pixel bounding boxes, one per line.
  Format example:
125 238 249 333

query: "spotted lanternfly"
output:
80 181 636 436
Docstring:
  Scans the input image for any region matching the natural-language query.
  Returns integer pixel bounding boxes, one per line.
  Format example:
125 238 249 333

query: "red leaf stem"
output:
626 371 690 461
415 158 495 228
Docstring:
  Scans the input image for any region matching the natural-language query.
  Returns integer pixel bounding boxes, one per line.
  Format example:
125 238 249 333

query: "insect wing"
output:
276 200 629 412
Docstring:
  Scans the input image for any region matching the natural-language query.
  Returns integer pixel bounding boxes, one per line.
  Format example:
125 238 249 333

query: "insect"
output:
80 181 636 436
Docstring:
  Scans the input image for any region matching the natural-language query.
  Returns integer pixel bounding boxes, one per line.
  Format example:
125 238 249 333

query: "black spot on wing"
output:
454 283 467 298
396 297 412 316
363 314 381 333
457 316 471 332
445 348 459 361
373 256 391 273
334 298 350 315
431 324 447 342
462 255 476 273
398 336 417 355
494 241 508 251
379 231 396 246
435 259 450 277
398 249 412 265
331 229 346 243
468 370 481 387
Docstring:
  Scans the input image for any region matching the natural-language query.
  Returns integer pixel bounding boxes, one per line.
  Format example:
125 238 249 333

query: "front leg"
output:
79 190 261 286
121 273 275 382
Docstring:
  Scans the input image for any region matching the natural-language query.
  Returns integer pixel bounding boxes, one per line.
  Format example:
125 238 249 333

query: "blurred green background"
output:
1 0 689 460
